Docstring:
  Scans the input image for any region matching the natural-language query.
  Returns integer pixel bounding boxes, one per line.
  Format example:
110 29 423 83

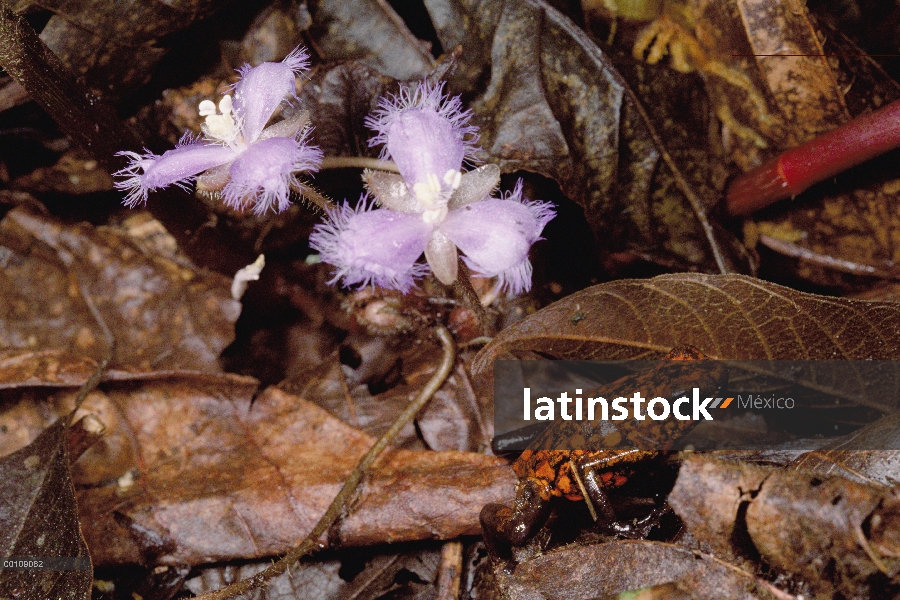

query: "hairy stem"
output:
194 326 456 600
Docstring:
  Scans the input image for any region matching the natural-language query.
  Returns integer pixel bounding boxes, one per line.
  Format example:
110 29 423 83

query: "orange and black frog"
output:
480 346 727 565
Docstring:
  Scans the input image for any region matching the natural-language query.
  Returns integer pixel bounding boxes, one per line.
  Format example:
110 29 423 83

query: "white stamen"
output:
412 173 442 207
199 94 237 143
443 169 462 190
198 100 217 117
218 95 233 115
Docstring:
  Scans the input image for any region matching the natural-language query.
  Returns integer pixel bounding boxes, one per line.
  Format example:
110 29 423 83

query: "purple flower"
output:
310 81 555 294
114 47 323 215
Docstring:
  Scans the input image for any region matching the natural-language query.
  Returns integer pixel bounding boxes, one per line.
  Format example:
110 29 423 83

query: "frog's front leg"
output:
480 476 553 565
576 449 671 538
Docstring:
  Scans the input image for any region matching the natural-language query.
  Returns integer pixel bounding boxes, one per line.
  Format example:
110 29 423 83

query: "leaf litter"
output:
4 0 900 598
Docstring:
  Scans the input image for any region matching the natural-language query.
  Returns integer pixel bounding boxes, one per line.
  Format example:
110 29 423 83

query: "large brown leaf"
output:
0 373 515 566
0 419 91 600
473 273 900 373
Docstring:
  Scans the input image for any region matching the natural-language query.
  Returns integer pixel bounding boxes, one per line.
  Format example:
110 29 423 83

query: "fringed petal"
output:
113 143 235 207
439 183 554 294
233 47 310 143
222 135 323 214
310 197 433 292
364 81 479 205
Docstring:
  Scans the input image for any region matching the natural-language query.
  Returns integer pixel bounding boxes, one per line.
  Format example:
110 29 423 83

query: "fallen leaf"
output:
308 0 435 81
473 273 900 373
670 454 900 598
0 206 240 381
0 419 91 600
499 540 782 600
17 377 517 566
790 412 900 487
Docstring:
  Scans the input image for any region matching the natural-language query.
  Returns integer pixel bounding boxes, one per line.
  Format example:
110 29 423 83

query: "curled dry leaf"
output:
0 376 519 566
0 206 240 384
0 419 91 600
670 455 900 598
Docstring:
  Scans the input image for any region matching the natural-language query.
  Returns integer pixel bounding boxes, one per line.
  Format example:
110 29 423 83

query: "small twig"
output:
194 326 456 600
759 234 900 280
569 459 599 522
435 540 463 600
66 269 115 416
320 157 400 173
451 258 492 336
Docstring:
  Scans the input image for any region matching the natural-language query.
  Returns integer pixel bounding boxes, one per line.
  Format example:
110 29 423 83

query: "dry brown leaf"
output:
499 539 782 600
670 455 900 598
0 376 517 566
0 206 240 383
735 0 850 145
473 274 900 375
0 419 91 600
790 412 900 487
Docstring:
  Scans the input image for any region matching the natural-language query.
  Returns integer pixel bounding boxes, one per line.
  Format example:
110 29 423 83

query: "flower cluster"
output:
310 82 554 295
114 47 322 215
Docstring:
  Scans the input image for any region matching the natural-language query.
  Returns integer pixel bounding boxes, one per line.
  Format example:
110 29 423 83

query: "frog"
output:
480 346 727 565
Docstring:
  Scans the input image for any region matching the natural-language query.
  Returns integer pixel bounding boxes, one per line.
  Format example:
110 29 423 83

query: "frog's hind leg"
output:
480 477 553 565
576 450 671 538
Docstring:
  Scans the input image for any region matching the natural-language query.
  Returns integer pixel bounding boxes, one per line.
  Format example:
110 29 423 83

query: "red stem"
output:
727 99 900 216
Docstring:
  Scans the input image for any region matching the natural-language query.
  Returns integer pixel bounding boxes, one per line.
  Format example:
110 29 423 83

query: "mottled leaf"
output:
0 419 91 600
735 0 850 145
